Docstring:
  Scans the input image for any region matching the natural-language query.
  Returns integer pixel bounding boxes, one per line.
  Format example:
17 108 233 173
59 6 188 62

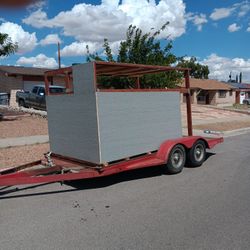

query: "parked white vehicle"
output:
243 98 250 105
240 92 246 104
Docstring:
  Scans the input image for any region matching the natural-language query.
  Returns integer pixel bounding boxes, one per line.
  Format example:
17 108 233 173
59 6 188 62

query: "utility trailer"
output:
0 62 223 187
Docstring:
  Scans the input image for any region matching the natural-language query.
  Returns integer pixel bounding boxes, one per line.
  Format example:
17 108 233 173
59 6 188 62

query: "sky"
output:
0 0 250 82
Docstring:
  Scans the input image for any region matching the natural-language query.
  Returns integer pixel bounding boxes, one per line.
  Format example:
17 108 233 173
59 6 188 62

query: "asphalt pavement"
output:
0 132 250 250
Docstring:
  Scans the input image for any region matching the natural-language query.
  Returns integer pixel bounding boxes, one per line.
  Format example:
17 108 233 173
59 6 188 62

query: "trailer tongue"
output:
0 62 223 187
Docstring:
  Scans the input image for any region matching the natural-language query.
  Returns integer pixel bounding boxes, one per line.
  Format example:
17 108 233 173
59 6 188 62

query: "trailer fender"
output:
156 136 210 162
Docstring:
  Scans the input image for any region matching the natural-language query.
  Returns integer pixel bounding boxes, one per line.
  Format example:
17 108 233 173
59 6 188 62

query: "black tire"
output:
18 99 25 107
187 140 206 167
164 144 186 174
243 100 249 105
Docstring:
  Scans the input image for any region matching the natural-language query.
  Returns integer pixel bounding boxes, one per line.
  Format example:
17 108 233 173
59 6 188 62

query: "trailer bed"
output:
0 136 223 187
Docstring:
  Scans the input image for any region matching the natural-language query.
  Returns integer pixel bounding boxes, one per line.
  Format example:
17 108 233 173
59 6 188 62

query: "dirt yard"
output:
0 113 48 139
193 120 250 131
0 143 49 169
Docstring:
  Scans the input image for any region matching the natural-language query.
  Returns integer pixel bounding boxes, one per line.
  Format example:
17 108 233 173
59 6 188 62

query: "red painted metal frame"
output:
0 136 223 187
0 62 223 187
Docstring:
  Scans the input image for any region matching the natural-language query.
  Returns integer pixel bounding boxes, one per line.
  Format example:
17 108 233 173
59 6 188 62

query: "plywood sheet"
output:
97 92 182 163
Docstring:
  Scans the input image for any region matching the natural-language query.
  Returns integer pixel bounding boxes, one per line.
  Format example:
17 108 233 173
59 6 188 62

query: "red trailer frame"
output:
0 62 223 187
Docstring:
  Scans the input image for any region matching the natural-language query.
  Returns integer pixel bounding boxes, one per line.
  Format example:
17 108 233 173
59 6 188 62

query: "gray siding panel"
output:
97 92 182 163
47 63 100 163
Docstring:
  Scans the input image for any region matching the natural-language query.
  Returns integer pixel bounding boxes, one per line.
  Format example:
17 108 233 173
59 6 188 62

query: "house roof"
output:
181 78 233 91
0 65 52 76
227 82 250 89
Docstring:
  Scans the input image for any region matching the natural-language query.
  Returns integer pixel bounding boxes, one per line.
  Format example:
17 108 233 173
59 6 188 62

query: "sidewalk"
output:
0 135 49 149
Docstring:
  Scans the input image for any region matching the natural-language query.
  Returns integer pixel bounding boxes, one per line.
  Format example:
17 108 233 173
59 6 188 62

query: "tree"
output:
0 33 18 57
87 23 182 89
177 57 209 79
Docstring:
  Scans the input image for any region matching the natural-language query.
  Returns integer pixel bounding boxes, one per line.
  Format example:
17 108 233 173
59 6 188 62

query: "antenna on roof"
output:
229 71 232 82
239 72 242 83
58 42 61 69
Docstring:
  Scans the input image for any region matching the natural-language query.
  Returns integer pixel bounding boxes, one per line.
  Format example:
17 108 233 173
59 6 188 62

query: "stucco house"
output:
227 82 250 104
181 78 235 106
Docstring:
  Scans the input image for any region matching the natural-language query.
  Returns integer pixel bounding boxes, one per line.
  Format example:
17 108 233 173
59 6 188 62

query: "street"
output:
0 132 250 250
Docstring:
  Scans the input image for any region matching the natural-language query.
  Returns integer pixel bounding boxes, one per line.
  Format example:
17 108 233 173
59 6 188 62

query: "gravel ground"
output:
0 143 49 169
0 115 48 139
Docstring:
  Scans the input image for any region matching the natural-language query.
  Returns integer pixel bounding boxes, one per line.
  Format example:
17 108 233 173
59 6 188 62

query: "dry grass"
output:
0 143 49 169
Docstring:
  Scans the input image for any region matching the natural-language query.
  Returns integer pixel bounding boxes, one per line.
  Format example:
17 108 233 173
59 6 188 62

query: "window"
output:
49 87 65 94
32 86 39 94
38 87 45 96
229 90 233 96
219 90 226 98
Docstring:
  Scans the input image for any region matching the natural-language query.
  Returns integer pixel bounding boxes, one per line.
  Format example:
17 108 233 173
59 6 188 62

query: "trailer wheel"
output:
165 144 186 174
188 140 206 167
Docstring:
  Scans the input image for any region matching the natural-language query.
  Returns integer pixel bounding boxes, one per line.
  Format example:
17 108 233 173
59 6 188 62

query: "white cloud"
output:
201 53 250 82
27 0 46 10
23 9 49 28
210 7 235 20
40 34 62 46
235 1 250 17
23 0 186 45
0 22 37 53
61 41 102 57
187 13 207 31
247 25 250 32
61 40 122 57
17 54 58 68
228 23 241 32
210 2 250 21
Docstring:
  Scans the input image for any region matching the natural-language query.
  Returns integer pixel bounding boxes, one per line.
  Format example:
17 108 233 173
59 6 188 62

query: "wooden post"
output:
136 76 140 89
184 70 193 136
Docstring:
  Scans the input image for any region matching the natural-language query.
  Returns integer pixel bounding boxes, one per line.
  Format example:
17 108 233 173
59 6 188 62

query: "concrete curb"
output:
0 135 49 148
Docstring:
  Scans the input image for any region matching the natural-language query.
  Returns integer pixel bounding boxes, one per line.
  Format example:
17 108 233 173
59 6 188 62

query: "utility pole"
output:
58 42 61 69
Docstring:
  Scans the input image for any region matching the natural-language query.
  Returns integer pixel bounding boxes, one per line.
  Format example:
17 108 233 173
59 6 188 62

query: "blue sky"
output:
0 0 250 82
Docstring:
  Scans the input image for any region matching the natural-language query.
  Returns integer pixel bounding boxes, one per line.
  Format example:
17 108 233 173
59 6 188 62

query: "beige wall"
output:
0 71 23 94
216 90 235 106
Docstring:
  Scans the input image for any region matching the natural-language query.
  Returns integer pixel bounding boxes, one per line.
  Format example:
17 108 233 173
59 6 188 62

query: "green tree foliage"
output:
177 56 209 79
0 33 18 57
87 23 182 89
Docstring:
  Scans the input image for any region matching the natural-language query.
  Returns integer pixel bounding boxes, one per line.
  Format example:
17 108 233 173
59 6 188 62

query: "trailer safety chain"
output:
44 152 55 167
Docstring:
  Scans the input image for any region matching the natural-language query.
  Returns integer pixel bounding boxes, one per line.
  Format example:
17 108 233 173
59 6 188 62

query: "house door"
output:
206 94 210 104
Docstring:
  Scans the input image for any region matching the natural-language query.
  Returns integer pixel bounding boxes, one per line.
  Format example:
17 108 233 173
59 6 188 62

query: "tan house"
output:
182 78 235 106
